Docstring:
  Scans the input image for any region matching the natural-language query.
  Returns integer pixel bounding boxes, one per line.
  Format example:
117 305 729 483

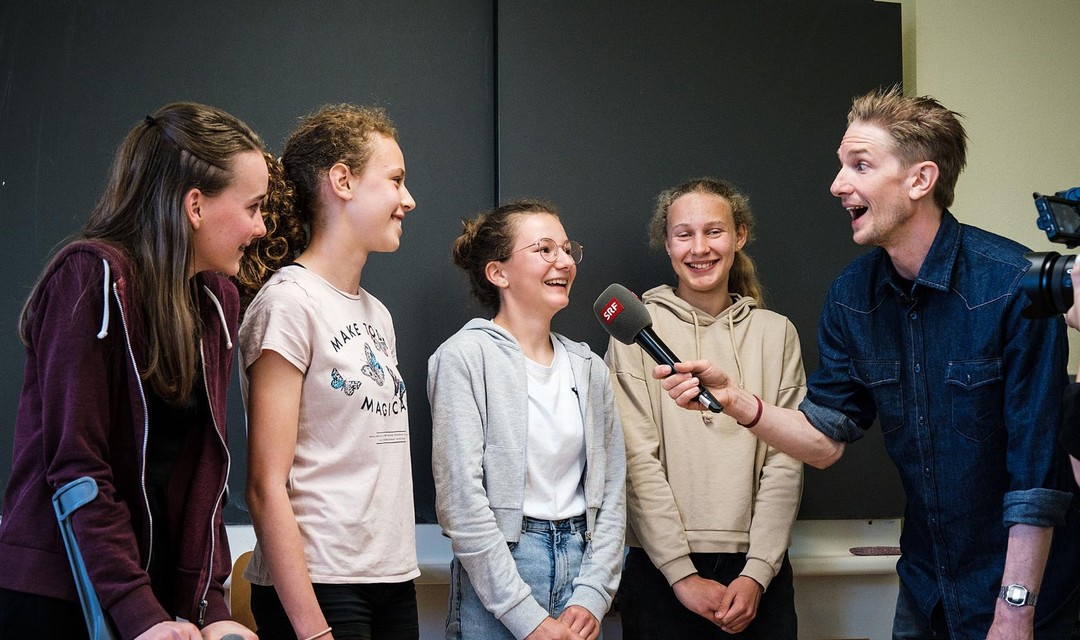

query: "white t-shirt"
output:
239 265 419 584
522 336 586 520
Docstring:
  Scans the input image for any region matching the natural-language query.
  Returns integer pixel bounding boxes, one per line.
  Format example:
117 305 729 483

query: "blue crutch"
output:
52 476 120 640
53 477 247 640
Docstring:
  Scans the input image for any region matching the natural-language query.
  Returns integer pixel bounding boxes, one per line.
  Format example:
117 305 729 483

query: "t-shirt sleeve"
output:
238 280 315 373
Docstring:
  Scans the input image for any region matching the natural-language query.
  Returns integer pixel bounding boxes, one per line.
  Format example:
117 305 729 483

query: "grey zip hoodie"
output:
429 318 626 638
605 285 804 590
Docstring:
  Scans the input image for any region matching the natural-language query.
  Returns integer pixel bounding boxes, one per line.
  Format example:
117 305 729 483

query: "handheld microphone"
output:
594 283 723 413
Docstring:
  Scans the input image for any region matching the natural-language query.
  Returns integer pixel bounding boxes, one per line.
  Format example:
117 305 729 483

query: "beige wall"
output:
887 0 1080 359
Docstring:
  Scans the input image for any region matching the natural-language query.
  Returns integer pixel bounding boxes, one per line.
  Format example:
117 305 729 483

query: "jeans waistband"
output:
521 514 587 534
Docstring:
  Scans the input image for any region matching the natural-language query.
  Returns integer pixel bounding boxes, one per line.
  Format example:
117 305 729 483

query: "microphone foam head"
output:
593 283 652 344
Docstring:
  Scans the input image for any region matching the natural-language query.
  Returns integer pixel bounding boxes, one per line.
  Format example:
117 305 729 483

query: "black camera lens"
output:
1021 251 1076 318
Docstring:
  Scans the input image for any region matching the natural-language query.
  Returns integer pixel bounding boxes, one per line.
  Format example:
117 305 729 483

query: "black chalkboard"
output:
0 0 905 524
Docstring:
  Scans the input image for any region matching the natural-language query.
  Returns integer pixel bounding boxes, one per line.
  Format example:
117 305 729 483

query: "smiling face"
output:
347 133 416 254
831 121 918 249
664 191 746 310
491 212 576 320
187 149 268 277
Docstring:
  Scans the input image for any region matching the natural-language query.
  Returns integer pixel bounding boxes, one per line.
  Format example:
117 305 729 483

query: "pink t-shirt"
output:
239 265 418 584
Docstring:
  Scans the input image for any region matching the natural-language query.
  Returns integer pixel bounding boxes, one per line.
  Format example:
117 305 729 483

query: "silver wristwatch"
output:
999 583 1037 607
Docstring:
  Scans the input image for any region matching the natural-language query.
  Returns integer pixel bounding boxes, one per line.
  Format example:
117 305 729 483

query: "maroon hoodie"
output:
0 240 237 638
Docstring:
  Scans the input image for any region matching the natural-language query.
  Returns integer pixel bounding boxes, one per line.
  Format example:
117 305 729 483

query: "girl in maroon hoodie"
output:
0 103 272 640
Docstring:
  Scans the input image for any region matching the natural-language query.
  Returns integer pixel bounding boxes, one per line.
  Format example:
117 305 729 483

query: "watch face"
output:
1004 585 1029 606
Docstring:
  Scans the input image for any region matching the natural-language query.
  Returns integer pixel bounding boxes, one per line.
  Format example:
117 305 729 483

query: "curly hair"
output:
235 150 295 311
236 104 398 309
452 199 560 314
649 177 765 306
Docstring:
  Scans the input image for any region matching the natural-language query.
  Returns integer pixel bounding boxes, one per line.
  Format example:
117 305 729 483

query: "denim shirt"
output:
800 211 1078 636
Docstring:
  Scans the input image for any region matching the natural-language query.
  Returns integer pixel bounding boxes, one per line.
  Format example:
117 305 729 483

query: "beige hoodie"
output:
605 285 805 590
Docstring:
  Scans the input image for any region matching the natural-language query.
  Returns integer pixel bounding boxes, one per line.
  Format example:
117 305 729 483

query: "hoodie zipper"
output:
568 344 595 558
112 282 155 572
198 332 232 626
114 273 231 626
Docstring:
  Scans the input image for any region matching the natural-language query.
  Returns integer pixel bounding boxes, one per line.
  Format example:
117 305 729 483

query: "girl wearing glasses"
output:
605 178 804 639
428 199 626 640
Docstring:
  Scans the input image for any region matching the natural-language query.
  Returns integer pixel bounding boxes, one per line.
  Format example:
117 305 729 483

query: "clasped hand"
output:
525 606 599 640
673 573 762 635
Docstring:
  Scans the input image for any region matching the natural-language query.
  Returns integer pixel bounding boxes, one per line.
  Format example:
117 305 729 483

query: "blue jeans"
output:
893 579 1080 640
251 580 418 640
446 515 589 639
618 546 797 639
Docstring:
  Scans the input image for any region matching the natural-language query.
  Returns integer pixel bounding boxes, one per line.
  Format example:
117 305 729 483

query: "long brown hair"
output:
21 102 266 404
649 177 765 306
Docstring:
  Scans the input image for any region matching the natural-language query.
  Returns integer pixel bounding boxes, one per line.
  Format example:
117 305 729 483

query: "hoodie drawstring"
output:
96 259 111 339
728 308 746 390
688 309 714 425
96 259 233 351
202 285 233 350
95 263 232 352
690 298 747 426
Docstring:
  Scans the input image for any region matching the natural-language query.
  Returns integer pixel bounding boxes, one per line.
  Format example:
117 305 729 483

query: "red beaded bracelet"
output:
738 394 763 428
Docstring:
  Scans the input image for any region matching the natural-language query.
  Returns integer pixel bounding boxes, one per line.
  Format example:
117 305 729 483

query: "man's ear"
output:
908 161 939 202
184 188 203 230
327 162 353 201
485 260 509 289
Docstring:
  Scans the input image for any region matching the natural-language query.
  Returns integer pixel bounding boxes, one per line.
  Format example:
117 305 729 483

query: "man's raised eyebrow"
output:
838 145 871 160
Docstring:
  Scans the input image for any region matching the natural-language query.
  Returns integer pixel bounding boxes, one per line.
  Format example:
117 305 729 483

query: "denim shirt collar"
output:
879 210 961 298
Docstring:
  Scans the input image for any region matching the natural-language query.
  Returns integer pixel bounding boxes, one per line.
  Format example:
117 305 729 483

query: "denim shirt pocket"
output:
946 358 1004 441
850 359 903 433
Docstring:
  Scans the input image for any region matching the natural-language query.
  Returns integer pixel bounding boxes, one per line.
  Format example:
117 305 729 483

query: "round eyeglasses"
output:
503 238 584 265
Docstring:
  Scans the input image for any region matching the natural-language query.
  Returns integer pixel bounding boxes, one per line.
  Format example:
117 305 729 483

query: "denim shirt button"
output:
915 363 921 373
910 312 917 320
923 466 930 476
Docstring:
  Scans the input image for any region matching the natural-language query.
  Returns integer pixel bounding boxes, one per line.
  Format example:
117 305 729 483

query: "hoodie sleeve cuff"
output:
107 583 171 640
567 585 609 629
658 555 698 586
500 596 550 640
740 557 777 592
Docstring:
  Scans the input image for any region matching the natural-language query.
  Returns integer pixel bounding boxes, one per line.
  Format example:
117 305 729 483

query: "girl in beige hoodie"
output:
606 178 805 639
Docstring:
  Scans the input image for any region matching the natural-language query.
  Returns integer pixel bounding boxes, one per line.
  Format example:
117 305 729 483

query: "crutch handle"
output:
53 476 120 640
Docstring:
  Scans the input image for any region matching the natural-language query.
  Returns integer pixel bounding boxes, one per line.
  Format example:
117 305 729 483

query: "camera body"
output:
1034 189 1080 248
1022 188 1080 318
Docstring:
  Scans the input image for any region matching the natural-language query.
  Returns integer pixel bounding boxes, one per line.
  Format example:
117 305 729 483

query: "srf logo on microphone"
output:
601 298 623 324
